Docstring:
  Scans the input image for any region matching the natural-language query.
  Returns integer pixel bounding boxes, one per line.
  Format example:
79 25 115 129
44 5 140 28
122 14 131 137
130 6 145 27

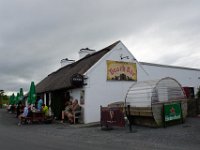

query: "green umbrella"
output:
12 94 16 105
19 88 24 101
28 81 36 104
9 93 15 105
15 93 20 104
14 95 17 104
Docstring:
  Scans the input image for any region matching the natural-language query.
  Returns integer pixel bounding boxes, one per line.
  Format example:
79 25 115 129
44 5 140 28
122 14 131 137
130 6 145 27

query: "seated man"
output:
16 101 23 118
7 104 12 112
61 99 81 123
18 105 29 126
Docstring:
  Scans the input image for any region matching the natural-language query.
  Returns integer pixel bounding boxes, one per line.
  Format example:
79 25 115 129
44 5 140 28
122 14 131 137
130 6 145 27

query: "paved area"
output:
0 108 200 150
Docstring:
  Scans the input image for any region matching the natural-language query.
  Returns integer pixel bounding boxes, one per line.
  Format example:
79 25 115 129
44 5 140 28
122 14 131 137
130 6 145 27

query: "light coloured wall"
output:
141 64 200 94
70 88 81 102
83 42 148 123
69 43 200 124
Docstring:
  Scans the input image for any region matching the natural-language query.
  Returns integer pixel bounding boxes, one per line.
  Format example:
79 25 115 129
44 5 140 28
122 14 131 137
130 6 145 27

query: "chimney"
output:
60 58 75 67
79 48 96 59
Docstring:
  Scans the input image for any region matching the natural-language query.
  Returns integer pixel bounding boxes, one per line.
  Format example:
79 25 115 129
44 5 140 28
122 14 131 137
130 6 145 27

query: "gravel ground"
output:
0 108 200 150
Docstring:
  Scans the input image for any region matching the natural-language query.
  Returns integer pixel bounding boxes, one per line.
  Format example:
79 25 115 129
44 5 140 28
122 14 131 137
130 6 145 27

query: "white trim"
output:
141 62 200 71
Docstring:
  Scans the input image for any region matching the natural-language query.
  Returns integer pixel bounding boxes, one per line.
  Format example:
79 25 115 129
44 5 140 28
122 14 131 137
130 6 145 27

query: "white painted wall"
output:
70 88 81 102
141 64 200 94
69 42 200 124
83 42 148 123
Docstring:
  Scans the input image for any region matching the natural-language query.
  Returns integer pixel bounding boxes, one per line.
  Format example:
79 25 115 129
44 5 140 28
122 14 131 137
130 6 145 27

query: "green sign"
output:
164 102 182 122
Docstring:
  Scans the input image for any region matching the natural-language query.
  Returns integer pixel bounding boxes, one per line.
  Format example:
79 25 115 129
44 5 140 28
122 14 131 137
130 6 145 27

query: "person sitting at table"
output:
61 99 81 124
18 105 30 126
61 100 72 123
37 96 43 111
42 104 49 117
16 101 23 118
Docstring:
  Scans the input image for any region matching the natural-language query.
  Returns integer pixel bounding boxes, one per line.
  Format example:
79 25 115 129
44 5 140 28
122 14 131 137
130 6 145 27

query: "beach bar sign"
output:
107 60 137 81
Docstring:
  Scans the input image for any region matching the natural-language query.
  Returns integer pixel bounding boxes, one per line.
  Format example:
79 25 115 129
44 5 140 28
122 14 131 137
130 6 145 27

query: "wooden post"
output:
48 93 52 116
44 93 47 105
163 104 166 128
127 105 132 132
180 102 184 124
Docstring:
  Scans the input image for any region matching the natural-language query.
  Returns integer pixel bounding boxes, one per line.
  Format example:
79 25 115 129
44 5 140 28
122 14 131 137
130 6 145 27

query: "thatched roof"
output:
36 41 120 93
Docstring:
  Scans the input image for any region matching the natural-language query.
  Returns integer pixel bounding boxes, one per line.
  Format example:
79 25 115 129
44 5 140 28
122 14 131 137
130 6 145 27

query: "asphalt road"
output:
0 108 200 150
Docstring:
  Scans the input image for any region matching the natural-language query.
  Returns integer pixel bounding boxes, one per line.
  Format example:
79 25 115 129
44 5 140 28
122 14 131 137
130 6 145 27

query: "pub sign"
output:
107 60 137 81
70 73 84 87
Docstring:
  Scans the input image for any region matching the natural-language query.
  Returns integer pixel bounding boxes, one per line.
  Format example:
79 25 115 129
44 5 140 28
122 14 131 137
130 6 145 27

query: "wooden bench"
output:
73 107 82 124
31 112 45 122
21 115 53 124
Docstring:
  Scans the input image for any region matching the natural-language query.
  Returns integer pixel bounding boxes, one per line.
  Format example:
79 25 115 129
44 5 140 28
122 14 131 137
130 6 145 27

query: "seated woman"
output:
61 99 80 123
42 104 49 117
61 101 72 123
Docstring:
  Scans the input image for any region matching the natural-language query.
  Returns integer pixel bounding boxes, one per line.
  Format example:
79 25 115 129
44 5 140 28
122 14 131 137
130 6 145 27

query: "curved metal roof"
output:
126 77 186 107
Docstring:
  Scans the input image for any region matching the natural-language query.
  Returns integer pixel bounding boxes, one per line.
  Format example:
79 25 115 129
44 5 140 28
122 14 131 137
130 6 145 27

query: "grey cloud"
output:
0 0 200 94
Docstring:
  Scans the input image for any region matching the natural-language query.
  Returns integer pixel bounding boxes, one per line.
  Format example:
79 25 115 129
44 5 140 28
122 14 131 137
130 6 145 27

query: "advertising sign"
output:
107 60 137 81
164 102 182 122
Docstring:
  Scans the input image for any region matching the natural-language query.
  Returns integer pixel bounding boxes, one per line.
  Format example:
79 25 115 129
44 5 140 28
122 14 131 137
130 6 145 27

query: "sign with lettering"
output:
107 60 137 81
70 73 84 87
164 102 182 122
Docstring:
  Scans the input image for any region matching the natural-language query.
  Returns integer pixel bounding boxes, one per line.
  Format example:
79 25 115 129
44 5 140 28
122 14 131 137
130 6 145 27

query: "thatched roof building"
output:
36 41 120 93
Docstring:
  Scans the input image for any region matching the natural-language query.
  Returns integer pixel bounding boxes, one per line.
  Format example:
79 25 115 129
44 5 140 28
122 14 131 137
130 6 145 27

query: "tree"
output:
0 90 4 95
0 90 9 107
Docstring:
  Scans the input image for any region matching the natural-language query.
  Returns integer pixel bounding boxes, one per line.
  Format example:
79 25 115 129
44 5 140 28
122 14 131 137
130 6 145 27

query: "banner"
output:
107 60 137 81
164 102 182 122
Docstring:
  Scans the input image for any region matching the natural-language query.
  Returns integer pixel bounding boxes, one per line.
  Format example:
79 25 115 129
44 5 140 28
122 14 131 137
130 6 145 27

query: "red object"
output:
100 106 125 128
183 87 195 98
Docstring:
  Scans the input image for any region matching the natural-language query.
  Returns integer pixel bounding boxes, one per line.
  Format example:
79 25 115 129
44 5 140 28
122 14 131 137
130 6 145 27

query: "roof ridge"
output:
36 40 121 93
48 40 121 75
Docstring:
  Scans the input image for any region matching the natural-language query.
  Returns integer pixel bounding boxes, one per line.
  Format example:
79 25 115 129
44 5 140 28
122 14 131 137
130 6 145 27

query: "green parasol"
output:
28 81 36 104
15 93 20 104
14 94 17 104
19 88 24 101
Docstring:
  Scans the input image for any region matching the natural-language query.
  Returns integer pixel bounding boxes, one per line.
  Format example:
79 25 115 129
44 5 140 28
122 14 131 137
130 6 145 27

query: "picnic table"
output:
31 111 45 122
21 111 53 124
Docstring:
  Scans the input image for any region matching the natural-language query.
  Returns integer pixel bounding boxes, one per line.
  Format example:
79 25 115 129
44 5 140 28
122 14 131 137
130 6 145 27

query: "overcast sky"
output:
0 0 200 95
